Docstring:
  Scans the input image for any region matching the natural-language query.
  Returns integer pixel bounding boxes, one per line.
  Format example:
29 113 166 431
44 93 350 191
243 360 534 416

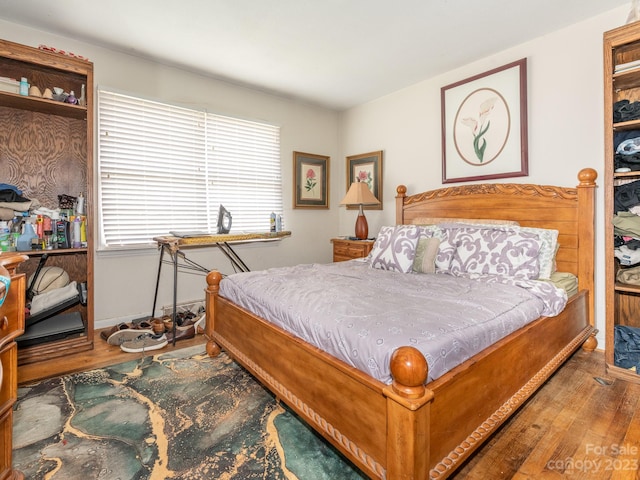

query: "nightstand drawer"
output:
331 239 374 262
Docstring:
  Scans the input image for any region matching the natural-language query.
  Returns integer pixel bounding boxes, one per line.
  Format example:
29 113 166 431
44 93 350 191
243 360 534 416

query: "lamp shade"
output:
340 181 380 239
340 181 380 206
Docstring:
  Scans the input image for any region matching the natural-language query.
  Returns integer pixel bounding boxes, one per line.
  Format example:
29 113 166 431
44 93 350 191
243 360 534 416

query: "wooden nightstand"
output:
331 238 374 262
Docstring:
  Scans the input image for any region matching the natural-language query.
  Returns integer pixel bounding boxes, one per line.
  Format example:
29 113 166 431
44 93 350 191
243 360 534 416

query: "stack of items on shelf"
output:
0 184 87 253
100 306 206 353
18 256 88 348
612 107 640 375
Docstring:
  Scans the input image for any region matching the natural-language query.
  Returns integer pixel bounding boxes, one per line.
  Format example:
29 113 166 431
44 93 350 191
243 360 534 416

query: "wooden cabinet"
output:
0 254 27 480
0 39 94 368
604 23 640 384
331 238 374 262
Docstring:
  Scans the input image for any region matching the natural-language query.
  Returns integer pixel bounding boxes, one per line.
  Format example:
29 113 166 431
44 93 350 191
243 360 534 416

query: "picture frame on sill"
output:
346 150 383 210
293 151 329 209
441 58 528 183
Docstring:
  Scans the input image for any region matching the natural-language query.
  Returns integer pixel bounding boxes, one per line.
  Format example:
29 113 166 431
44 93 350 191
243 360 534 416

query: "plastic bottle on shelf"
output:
72 216 81 248
76 192 85 215
16 221 37 251
19 77 28 96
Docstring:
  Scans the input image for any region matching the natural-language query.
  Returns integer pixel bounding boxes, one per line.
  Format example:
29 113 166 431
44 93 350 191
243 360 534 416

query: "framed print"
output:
293 151 329 209
346 150 383 210
441 58 528 183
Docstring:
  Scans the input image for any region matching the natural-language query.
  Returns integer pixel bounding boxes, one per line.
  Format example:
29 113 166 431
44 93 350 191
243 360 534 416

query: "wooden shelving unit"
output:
604 22 640 384
0 38 94 368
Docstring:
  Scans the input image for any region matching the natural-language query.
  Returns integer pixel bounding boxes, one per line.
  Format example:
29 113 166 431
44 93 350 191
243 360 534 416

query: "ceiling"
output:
0 0 630 110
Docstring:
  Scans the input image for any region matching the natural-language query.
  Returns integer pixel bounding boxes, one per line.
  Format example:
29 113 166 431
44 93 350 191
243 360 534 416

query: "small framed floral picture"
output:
346 150 383 210
293 151 329 209
441 58 528 183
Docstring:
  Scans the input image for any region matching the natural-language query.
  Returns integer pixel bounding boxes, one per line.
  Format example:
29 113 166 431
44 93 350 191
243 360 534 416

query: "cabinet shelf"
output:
614 282 640 294
613 118 640 131
18 247 88 257
613 67 640 90
0 90 87 119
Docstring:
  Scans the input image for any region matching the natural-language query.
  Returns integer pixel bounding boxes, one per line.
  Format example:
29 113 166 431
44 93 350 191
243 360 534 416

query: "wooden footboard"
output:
204 273 592 479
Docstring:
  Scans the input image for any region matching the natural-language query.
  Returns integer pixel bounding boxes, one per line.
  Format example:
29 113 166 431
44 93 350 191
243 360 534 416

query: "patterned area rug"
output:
13 345 366 479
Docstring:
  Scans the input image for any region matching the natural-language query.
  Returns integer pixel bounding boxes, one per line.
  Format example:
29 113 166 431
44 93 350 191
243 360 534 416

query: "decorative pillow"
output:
412 237 441 274
518 226 559 279
448 225 542 279
369 225 421 273
434 228 458 272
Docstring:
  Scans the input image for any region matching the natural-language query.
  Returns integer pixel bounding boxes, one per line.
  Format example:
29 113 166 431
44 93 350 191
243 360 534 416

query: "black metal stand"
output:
150 242 251 346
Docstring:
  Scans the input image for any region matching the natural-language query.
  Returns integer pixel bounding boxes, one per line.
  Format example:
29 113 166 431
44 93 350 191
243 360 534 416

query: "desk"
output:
151 231 291 343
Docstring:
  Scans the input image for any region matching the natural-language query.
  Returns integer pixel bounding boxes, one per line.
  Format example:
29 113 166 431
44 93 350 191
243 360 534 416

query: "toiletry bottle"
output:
72 216 81 248
76 192 85 215
19 77 28 96
270 212 276 232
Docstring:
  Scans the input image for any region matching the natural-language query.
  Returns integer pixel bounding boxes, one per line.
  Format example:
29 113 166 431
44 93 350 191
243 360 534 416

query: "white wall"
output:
0 19 341 327
338 6 630 349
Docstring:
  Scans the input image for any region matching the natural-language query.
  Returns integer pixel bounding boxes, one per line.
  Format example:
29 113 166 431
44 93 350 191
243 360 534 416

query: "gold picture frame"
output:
346 150 383 210
293 151 329 209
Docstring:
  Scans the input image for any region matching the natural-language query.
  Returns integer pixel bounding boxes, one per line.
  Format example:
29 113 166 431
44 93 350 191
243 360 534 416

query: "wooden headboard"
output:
395 168 597 325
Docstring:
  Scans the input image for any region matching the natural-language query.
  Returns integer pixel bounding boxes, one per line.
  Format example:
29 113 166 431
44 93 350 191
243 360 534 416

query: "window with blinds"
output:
98 89 283 249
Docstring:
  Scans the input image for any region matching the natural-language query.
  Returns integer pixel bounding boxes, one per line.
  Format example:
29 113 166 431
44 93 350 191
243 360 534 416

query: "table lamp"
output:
340 180 380 239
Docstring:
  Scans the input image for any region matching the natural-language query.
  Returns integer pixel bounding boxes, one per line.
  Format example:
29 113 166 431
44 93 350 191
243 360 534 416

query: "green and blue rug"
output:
13 345 366 479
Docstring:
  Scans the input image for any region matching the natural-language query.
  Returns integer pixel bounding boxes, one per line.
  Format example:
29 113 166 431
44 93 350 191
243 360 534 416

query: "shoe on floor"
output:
107 327 154 346
193 313 206 334
120 333 168 353
100 322 133 341
166 324 196 343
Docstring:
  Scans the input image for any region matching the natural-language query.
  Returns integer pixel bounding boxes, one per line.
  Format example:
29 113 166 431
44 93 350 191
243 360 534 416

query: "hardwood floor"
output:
16 338 640 479
452 349 640 479
17 326 207 385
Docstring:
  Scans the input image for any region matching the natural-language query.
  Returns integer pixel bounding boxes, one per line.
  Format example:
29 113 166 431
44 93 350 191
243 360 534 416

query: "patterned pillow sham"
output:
518 226 559 279
369 225 421 273
417 225 457 272
447 225 542 279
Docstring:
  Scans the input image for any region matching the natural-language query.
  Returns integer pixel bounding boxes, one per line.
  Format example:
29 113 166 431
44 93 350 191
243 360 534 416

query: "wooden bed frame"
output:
204 168 597 479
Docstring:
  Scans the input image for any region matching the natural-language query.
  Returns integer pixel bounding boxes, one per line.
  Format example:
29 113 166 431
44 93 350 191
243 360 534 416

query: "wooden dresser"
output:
0 254 27 480
331 238 374 262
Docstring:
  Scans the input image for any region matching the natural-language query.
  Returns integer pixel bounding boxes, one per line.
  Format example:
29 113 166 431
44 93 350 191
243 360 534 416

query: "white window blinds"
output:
98 89 282 248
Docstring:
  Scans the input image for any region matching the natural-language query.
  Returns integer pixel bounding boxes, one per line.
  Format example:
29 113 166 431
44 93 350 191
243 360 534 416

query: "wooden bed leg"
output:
383 347 434 480
582 329 598 353
205 270 223 357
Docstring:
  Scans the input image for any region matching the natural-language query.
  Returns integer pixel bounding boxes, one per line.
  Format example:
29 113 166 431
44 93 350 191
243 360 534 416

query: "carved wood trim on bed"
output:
205 168 597 479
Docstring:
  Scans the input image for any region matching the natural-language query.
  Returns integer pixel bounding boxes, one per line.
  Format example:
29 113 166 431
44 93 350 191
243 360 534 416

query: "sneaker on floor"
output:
120 333 168 353
107 327 154 346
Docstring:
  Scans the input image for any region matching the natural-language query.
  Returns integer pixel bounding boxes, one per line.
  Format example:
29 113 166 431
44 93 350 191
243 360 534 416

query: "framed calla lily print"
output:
441 58 528 183
293 151 329 208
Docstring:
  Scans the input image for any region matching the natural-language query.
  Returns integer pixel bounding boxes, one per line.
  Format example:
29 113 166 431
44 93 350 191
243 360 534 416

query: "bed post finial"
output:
577 168 597 186
390 346 428 399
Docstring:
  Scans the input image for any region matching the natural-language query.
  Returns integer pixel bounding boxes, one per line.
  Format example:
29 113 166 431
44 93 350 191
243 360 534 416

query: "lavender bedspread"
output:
219 260 567 384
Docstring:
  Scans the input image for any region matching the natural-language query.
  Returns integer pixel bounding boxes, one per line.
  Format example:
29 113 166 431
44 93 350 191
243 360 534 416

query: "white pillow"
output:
369 225 421 273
